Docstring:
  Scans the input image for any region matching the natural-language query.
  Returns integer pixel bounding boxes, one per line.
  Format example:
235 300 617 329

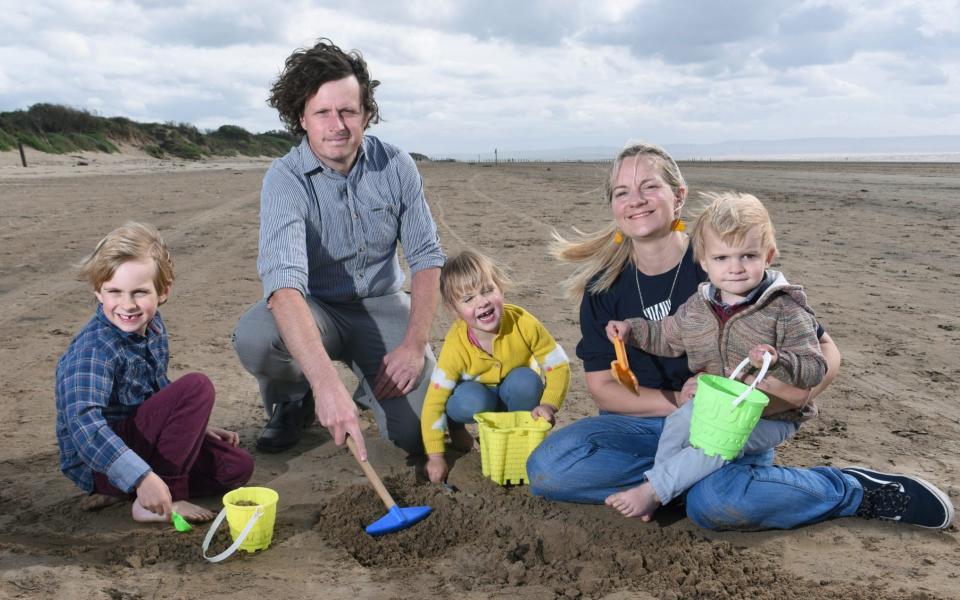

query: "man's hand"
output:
373 341 425 400
135 472 172 517
315 381 367 460
425 454 449 484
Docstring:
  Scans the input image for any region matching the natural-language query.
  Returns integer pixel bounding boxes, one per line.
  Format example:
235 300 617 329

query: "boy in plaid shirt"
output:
56 222 253 524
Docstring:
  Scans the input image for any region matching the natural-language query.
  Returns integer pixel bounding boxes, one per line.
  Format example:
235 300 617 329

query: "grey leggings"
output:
232 292 434 455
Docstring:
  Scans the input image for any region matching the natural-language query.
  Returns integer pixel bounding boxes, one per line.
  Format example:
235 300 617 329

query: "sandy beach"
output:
1 149 958 599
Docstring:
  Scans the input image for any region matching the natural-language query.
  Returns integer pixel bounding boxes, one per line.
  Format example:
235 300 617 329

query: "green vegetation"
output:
0 103 298 160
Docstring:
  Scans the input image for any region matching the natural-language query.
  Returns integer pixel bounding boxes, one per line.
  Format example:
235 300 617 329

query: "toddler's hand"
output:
606 320 632 342
425 454 449 484
531 404 557 425
677 374 700 407
750 344 778 368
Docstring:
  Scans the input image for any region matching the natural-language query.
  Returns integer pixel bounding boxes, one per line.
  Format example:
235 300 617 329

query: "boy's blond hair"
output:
79 222 174 300
690 192 778 263
440 249 511 306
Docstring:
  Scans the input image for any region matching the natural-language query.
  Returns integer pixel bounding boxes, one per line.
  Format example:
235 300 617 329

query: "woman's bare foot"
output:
80 493 124 511
132 499 216 523
450 427 476 452
605 482 661 521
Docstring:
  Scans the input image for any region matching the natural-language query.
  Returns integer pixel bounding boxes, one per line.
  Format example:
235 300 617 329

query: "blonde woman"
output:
526 143 953 531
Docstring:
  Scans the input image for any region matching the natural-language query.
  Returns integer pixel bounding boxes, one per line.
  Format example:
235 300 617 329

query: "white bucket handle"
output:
728 351 773 407
202 505 264 563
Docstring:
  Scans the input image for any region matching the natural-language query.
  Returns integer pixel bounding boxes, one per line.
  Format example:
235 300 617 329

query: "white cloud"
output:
0 0 958 155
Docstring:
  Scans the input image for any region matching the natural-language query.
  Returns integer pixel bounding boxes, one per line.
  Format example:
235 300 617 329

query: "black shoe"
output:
842 466 955 530
256 392 315 453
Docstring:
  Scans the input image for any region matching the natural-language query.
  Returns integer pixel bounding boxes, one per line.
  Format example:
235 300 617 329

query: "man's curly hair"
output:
268 38 381 135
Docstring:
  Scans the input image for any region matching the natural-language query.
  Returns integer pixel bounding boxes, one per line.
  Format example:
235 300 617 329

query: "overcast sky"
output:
2 1 958 156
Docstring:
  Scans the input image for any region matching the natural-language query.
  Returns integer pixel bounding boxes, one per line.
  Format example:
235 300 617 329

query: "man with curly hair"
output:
233 39 444 460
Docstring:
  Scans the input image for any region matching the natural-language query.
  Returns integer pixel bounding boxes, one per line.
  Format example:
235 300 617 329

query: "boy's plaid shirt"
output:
55 305 170 493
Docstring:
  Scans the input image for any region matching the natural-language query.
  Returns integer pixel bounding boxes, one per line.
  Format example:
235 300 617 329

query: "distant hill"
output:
0 103 298 160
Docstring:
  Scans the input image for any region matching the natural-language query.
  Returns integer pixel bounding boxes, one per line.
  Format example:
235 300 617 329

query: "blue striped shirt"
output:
55 306 169 493
258 135 444 301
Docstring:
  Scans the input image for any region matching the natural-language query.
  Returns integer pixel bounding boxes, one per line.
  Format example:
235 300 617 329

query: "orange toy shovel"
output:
611 337 640 395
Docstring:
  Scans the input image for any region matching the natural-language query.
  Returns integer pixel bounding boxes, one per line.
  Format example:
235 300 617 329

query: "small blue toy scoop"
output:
346 436 432 536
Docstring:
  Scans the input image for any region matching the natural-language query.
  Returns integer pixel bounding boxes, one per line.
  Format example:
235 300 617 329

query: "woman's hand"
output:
425 454 449 484
206 426 240 447
531 404 557 425
606 320 632 342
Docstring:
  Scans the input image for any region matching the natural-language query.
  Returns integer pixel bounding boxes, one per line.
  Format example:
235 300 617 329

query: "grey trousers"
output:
645 401 799 504
232 291 435 455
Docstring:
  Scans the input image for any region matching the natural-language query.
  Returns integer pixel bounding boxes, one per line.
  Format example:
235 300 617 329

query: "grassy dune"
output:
0 103 296 160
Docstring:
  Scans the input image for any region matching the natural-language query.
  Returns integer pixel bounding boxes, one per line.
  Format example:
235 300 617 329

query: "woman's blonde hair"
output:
78 222 174 299
551 141 687 302
690 191 778 262
440 249 511 306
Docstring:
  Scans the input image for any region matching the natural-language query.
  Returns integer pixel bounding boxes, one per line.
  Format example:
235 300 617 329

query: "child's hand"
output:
677 374 700 407
606 320 632 342
425 454 449 484
749 344 778 369
206 426 240 447
531 404 557 425
136 472 172 517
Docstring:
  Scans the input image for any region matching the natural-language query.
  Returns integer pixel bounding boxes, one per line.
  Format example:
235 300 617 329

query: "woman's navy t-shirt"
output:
576 245 707 392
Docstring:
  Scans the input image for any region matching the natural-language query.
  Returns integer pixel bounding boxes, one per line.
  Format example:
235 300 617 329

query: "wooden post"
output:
18 141 27 167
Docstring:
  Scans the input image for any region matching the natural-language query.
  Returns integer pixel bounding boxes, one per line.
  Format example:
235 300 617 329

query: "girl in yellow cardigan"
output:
422 250 570 483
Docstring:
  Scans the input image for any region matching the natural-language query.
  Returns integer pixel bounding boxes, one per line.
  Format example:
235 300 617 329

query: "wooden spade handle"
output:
346 436 397 509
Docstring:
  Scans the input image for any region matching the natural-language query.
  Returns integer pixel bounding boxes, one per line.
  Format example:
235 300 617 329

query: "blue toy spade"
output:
346 436 432 536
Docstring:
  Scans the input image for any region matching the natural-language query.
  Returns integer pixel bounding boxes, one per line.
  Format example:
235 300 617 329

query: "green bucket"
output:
688 353 772 460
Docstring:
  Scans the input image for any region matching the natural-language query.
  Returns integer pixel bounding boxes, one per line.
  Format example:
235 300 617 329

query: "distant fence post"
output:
18 141 27 167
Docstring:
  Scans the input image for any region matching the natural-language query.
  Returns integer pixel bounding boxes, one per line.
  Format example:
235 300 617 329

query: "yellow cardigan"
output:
420 304 570 455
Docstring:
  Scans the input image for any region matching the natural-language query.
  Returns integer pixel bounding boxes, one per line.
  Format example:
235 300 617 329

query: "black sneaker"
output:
842 466 954 530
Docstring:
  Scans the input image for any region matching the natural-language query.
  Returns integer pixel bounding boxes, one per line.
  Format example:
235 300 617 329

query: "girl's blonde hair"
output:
78 222 174 300
551 141 687 301
440 249 511 306
690 191 778 263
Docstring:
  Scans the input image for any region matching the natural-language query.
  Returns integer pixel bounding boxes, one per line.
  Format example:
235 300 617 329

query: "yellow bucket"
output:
223 487 279 552
475 411 552 485
203 486 279 562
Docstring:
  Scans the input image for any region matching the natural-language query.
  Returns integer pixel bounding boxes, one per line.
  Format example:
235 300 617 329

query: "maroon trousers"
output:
94 373 254 500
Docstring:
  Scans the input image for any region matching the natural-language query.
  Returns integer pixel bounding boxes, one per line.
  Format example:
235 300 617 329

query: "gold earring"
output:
613 230 624 244
670 219 686 232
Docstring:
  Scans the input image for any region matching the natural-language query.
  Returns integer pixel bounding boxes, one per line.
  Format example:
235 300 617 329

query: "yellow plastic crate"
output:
475 411 552 485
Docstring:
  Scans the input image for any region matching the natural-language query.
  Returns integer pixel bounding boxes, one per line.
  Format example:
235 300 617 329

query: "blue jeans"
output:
526 413 864 531
446 367 543 424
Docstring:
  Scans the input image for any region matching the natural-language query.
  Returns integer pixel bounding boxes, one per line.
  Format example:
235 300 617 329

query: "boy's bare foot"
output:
172 501 215 522
80 493 124 511
450 427 476 452
132 499 216 523
605 482 661 521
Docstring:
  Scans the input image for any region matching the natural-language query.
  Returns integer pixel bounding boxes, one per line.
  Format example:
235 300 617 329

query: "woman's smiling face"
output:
610 155 683 241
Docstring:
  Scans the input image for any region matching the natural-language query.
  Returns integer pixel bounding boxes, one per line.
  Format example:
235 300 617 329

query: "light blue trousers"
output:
526 411 864 531
445 367 544 425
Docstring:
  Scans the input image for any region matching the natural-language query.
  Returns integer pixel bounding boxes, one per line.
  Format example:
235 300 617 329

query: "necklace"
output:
634 244 685 321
